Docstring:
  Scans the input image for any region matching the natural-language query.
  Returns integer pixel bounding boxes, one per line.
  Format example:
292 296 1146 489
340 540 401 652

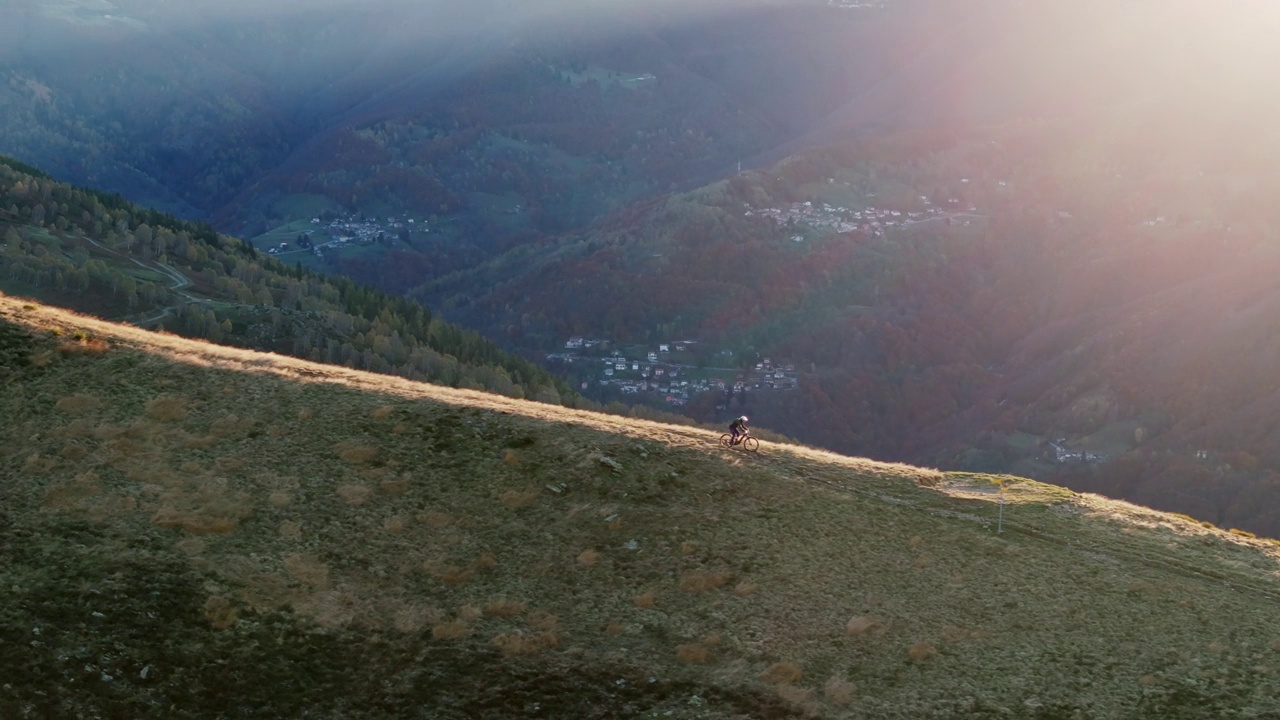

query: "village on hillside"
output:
546 337 799 408
262 214 426 258
745 192 979 241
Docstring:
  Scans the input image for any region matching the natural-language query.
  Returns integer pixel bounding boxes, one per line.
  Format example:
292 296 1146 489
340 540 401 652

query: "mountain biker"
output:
728 415 749 445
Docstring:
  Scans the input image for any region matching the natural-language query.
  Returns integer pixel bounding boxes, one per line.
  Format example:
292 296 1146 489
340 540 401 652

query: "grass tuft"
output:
908 641 938 662
492 631 558 657
336 483 373 505
824 676 856 705
679 570 732 593
635 591 658 608
370 405 394 419
484 600 527 618
498 489 539 509
760 661 802 685
203 596 239 629
676 643 711 664
846 616 878 637
577 549 601 567
145 395 189 422
431 620 471 640
55 393 100 414
333 440 379 464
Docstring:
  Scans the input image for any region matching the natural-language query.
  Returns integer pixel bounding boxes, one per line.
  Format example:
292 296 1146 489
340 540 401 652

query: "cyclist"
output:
728 415 750 445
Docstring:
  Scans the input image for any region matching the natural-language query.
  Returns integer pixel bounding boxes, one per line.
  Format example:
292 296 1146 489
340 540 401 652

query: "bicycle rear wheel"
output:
719 434 733 448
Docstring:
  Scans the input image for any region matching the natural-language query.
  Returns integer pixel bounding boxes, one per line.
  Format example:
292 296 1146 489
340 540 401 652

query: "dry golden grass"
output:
29 349 56 367
760 661 803 685
498 489 539 509
823 676 856 705
577 549 601 567
431 620 471 641
676 643 711 664
908 641 938 662
484 600 527 618
333 440 379 464
57 336 110 356
634 591 658 609
145 395 189 422
203 596 239 629
679 570 732 593
55 393 100 414
336 483 373 505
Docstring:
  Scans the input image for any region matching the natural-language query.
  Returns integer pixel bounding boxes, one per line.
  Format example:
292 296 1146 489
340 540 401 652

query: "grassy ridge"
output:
4 294 1280 718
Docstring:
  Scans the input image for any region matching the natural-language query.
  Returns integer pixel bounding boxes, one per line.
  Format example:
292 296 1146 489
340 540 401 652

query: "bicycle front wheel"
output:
741 437 760 452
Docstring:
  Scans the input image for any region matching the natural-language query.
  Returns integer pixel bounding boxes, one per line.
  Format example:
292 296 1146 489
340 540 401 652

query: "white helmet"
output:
740 416 749 422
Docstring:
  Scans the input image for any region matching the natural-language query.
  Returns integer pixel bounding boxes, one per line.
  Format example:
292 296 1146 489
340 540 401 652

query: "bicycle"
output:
719 432 759 452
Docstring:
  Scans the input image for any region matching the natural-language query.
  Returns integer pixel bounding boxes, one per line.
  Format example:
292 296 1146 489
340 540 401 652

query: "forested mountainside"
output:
8 294 1280 718
0 156 570 404
0 0 966 281
420 118 1280 537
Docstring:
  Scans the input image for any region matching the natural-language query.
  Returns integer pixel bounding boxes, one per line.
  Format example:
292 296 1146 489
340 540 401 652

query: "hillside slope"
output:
5 294 1280 718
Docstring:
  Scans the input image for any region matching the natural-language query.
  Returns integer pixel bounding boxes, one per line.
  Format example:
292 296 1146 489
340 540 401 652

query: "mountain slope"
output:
5 294 1280 718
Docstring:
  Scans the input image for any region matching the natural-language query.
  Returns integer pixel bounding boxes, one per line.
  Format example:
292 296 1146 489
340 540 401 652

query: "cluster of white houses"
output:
550 338 799 407
745 195 973 240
